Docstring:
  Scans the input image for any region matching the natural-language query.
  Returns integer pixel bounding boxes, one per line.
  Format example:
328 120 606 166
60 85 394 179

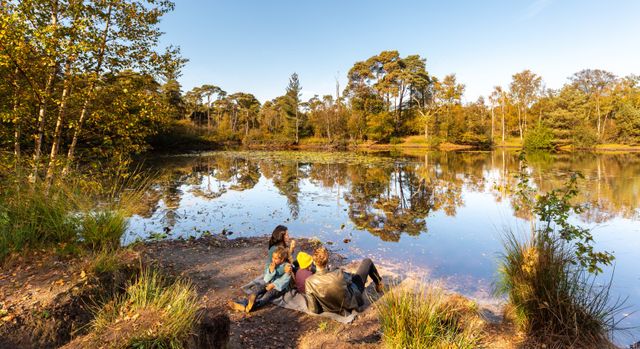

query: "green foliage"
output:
81 210 128 251
0 182 81 260
377 284 483 349
389 136 403 145
616 102 640 145
366 111 395 142
460 132 493 149
92 268 200 349
571 124 599 149
497 156 620 346
523 125 555 150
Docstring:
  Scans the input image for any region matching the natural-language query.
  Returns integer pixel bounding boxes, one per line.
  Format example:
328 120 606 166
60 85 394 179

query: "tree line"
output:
3 2 640 186
184 50 640 149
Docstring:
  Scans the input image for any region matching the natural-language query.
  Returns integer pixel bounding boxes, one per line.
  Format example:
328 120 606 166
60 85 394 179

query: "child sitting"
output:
229 246 292 312
294 251 314 294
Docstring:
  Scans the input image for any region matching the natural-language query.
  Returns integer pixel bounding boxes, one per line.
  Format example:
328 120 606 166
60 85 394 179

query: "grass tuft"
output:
0 182 82 260
92 268 200 349
497 231 623 347
376 283 483 349
81 210 128 251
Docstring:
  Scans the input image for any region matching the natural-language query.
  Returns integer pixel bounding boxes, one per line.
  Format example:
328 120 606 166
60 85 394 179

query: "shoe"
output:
375 280 385 294
228 300 246 312
245 294 257 313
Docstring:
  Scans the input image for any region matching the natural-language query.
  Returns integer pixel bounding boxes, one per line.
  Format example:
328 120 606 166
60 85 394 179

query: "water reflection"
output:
128 149 640 343
133 150 639 240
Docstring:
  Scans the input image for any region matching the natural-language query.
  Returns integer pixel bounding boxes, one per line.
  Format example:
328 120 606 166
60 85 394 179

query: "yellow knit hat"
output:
297 252 313 269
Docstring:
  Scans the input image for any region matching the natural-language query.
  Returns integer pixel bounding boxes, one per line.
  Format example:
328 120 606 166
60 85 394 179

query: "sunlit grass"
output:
92 268 200 349
376 283 483 349
0 181 82 260
497 231 622 347
0 172 148 262
81 210 128 251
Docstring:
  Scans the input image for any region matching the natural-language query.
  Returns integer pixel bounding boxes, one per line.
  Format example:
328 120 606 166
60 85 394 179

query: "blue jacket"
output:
264 246 292 292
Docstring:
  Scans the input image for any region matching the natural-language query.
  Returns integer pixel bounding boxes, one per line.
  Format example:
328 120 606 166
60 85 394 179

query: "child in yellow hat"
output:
294 251 315 294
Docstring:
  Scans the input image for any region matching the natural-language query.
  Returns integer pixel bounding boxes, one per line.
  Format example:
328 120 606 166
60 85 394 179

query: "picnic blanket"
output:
241 276 370 324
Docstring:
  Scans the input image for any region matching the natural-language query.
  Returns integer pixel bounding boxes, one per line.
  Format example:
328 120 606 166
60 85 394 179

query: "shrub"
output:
460 132 493 149
523 125 555 150
377 284 483 349
572 125 599 149
497 156 621 347
389 136 404 145
92 268 200 348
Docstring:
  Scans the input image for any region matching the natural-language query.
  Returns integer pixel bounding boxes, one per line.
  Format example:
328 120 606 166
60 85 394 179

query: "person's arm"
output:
272 264 292 291
288 239 296 263
304 286 322 314
263 261 276 283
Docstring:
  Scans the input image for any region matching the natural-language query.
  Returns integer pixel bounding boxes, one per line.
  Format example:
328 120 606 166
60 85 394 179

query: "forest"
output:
2 0 640 180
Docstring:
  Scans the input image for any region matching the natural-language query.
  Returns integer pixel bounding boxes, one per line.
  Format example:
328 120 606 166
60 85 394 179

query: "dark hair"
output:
268 225 288 249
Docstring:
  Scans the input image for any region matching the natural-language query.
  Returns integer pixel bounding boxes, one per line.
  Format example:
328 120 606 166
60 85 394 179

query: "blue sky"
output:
159 0 640 103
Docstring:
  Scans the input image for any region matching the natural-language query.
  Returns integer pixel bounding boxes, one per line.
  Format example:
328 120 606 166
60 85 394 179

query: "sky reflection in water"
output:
127 150 640 344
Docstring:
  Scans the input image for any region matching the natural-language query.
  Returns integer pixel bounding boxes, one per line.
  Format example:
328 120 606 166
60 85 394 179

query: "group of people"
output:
228 225 384 316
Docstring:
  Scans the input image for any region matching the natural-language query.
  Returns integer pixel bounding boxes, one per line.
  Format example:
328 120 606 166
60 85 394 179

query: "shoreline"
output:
0 234 516 349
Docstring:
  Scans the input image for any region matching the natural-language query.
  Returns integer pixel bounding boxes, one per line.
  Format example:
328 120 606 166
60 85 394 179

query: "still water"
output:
128 150 640 344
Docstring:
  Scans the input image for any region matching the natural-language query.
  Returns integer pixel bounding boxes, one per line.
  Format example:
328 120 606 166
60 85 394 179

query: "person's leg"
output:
249 288 286 311
355 258 382 287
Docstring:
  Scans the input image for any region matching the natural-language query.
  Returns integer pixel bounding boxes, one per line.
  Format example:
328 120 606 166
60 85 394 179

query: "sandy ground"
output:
1 235 520 348
141 235 387 349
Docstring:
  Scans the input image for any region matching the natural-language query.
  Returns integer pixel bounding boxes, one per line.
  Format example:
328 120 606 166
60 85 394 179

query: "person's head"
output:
313 247 329 270
272 246 288 265
296 252 313 270
268 225 289 249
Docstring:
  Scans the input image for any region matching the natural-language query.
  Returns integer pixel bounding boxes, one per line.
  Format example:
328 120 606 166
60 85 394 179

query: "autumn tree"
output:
570 69 617 139
510 70 542 140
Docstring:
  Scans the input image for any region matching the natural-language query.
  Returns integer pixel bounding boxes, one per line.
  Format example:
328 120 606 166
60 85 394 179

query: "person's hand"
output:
289 239 296 251
269 261 276 273
284 264 292 274
265 283 275 291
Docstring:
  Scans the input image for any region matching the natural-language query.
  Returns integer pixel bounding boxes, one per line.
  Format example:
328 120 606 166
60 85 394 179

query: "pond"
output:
127 149 640 345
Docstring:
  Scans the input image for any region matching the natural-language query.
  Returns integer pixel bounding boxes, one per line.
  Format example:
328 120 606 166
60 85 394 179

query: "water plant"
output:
497 154 622 347
0 180 82 260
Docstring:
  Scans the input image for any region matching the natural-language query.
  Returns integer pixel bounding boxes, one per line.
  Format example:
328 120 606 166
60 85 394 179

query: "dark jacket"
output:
303 268 362 315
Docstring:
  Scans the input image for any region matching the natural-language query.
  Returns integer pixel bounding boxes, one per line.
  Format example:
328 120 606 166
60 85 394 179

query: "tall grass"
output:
81 210 128 251
497 155 623 347
497 231 622 347
92 268 200 348
376 284 483 349
0 172 146 261
0 182 82 260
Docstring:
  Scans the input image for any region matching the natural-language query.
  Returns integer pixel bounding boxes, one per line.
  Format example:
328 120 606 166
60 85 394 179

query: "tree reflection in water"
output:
135 150 640 241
